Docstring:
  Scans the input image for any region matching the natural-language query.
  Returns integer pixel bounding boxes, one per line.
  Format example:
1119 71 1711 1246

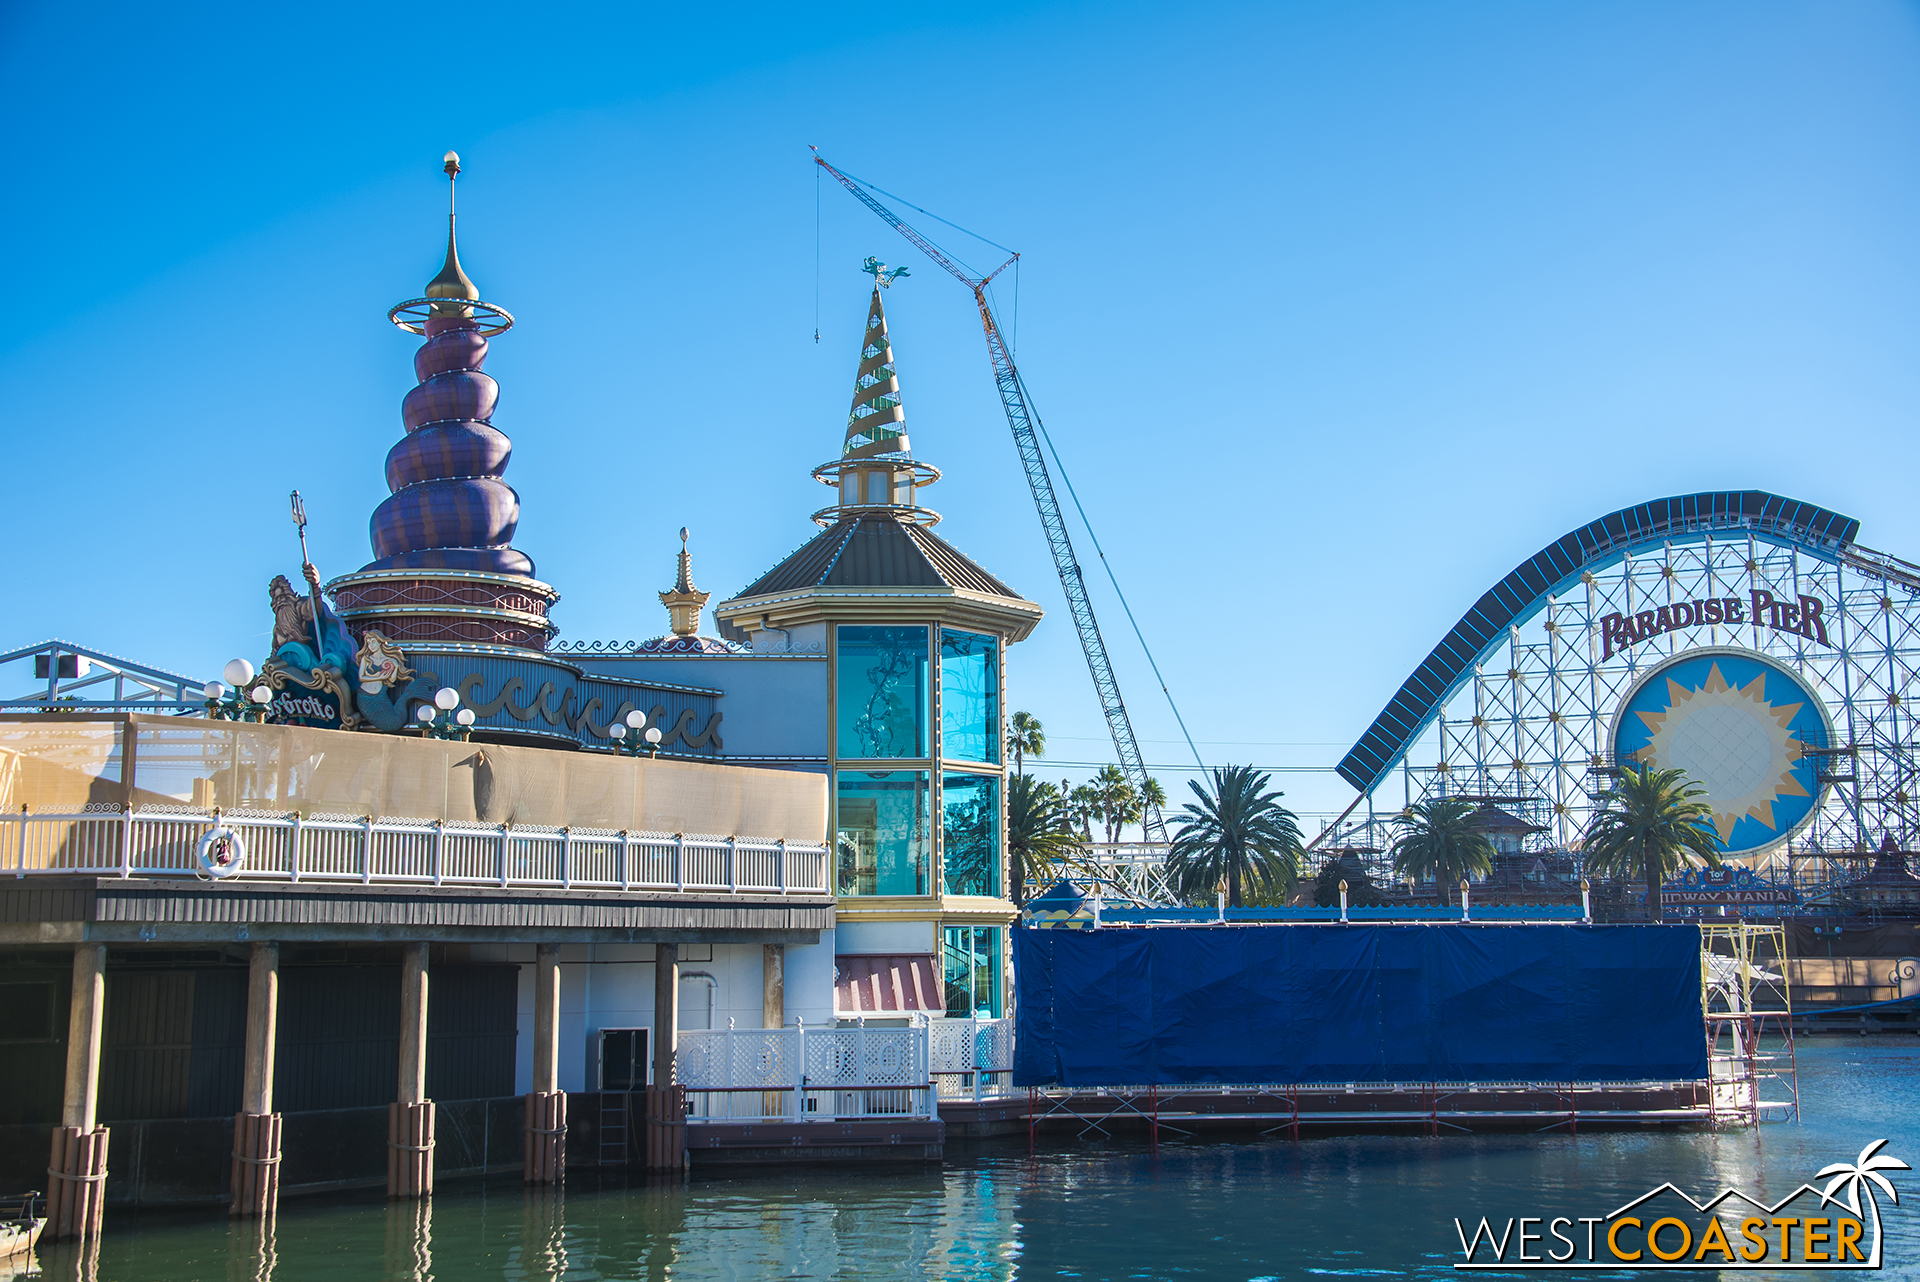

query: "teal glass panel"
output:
941 772 1000 897
836 626 928 759
835 770 931 896
939 630 999 763
942 926 1003 1018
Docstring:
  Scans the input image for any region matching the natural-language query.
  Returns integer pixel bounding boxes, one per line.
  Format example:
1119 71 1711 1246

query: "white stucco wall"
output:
485 932 838 1094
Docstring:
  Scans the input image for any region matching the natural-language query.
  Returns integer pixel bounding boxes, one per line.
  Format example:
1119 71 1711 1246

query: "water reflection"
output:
36 1037 1920 1280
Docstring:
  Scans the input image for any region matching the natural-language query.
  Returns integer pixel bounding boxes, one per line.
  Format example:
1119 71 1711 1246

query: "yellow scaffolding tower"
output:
1700 923 1800 1126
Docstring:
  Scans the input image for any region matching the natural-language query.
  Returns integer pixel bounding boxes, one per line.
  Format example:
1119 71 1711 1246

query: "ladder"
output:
598 1092 631 1166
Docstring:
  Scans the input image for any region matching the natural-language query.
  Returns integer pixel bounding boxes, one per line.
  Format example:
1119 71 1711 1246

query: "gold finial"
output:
426 152 478 311
660 528 710 637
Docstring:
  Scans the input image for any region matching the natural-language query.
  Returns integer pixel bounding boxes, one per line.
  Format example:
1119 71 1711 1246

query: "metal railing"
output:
677 1019 937 1121
1 805 830 895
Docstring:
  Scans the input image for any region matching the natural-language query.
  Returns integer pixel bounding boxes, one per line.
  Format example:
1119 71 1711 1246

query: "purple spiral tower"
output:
328 153 559 652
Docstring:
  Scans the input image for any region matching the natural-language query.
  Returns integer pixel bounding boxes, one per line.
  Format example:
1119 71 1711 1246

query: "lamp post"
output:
205 660 258 721
1580 877 1592 924
609 710 666 758
416 687 473 740
1460 878 1472 923
1338 878 1349 924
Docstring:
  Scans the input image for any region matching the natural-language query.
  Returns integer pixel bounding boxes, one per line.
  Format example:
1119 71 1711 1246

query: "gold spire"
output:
427 151 479 314
843 260 910 459
659 527 711 637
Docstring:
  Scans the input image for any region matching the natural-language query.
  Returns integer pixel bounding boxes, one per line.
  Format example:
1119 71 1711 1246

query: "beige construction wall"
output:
0 715 826 843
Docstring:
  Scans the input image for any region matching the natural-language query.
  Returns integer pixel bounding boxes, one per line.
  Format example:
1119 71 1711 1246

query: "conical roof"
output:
843 285 909 459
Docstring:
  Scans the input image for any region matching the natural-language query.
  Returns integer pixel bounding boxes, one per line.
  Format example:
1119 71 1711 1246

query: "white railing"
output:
927 1015 1020 1102
0 806 830 895
677 1019 938 1121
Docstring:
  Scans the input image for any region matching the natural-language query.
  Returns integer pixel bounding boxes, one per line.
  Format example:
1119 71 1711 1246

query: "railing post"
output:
290 811 303 883
361 815 374 884
792 1017 805 1123
432 820 444 887
776 839 786 894
499 823 511 888
972 1010 983 1105
119 804 133 878
725 837 736 893
674 835 685 893
561 826 572 889
619 830 631 891
15 803 25 878
856 1015 866 1121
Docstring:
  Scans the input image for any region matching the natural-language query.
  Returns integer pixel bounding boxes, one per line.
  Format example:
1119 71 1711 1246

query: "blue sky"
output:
4 2 1918 828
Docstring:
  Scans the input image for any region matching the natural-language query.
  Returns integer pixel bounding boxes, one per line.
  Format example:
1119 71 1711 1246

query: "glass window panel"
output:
835 770 931 896
939 630 999 763
836 626 928 759
942 926 1002 1018
941 772 1000 897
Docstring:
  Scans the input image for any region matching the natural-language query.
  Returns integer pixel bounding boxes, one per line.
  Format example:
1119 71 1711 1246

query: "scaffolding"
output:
1701 922 1800 1126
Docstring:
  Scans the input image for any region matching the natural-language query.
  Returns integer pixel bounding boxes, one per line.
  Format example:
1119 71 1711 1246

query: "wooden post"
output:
645 943 683 1170
762 944 785 1029
231 941 282 1217
47 943 109 1241
524 943 565 1183
388 943 434 1198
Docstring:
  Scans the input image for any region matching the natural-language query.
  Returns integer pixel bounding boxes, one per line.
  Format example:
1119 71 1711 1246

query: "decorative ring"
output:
386 298 515 337
196 826 247 878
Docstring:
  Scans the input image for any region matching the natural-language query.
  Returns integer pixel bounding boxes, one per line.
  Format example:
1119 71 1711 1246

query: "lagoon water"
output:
35 1036 1920 1281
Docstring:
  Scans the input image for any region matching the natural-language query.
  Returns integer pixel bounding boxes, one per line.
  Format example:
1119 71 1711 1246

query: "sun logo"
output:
1630 661 1809 842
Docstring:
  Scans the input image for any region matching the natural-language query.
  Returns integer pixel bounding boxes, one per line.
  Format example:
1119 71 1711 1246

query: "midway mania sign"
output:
1454 1141 1908 1270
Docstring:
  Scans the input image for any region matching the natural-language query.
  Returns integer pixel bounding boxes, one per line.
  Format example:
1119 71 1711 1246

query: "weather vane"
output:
862 256 909 288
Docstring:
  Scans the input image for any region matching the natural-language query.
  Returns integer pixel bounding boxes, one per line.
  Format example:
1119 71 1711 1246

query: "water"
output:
35 1037 1920 1281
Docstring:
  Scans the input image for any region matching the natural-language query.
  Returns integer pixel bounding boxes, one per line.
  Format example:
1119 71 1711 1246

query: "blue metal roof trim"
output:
1335 491 1859 793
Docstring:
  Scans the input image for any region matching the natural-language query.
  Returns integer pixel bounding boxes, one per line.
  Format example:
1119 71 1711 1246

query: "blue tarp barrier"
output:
1012 924 1706 1087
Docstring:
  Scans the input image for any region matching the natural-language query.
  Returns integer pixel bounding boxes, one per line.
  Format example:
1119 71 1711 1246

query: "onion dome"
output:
363 152 531 577
327 154 557 654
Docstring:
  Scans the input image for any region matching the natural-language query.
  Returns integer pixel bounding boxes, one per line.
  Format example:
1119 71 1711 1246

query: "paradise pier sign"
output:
1601 589 1833 661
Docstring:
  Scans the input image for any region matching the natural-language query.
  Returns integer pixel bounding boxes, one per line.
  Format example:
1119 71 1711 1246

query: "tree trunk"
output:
1644 847 1663 923
1228 859 1241 910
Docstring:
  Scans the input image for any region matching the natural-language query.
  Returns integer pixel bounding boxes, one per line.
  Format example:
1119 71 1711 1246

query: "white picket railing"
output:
0 805 830 895
677 1019 939 1122
674 1016 1018 1121
927 1015 1019 1102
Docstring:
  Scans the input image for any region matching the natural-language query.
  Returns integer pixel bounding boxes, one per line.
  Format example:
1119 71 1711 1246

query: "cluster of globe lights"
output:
415 685 477 731
609 708 665 754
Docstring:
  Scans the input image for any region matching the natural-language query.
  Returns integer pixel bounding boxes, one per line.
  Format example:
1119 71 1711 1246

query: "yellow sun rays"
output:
1630 661 1809 842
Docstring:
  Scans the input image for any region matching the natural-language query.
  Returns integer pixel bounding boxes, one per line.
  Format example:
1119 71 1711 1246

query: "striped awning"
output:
834 954 943 1014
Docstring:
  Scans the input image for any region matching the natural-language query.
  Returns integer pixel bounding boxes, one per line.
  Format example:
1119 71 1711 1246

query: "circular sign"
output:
1610 647 1831 858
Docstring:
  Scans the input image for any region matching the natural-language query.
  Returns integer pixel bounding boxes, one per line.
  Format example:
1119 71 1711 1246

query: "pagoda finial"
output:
844 260 909 460
660 526 711 637
426 151 478 312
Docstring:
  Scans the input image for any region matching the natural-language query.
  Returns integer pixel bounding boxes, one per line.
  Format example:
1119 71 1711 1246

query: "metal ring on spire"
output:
387 298 516 337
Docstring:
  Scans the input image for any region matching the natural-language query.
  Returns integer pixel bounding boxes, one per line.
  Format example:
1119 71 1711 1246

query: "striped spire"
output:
844 261 910 459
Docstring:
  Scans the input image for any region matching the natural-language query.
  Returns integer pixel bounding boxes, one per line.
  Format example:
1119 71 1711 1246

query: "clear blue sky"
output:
5 2 1918 828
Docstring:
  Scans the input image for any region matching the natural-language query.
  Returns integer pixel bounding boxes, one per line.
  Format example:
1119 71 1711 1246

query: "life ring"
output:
196 826 247 878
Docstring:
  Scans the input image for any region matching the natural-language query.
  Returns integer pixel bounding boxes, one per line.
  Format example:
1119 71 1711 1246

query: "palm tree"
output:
1006 774 1085 907
1138 775 1167 836
1818 1139 1910 1266
1006 711 1045 776
1064 780 1099 841
1088 764 1141 845
1165 765 1304 907
1388 796 1495 903
1582 764 1721 922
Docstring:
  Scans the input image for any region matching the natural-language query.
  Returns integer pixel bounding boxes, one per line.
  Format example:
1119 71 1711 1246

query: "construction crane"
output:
812 148 1171 843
